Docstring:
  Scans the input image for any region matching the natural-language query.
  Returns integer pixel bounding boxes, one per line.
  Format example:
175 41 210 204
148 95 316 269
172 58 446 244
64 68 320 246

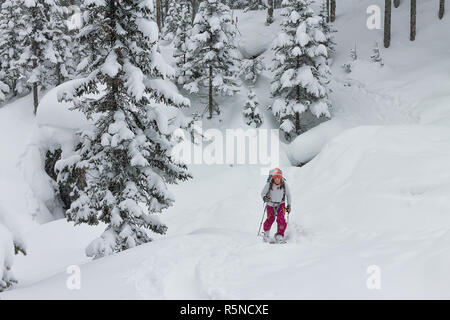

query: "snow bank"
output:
285 119 345 165
36 80 88 130
0 206 16 291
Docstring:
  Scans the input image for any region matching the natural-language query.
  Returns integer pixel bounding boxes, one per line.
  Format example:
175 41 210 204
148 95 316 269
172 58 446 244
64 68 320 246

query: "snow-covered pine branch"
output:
239 56 266 85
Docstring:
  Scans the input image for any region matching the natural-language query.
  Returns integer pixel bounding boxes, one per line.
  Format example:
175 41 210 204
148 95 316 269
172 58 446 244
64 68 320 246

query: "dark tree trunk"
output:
208 64 213 119
384 0 392 48
156 0 162 31
33 81 38 115
326 0 330 23
410 0 416 41
267 0 274 24
439 0 445 19
330 0 336 22
394 0 400 8
191 0 199 24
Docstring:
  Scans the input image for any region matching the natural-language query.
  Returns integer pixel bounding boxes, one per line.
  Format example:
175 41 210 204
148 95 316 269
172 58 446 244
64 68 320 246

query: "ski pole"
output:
257 202 267 236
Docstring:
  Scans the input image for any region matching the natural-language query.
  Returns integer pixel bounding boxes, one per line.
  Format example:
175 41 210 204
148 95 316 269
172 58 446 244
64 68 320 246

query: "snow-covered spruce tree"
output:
162 0 179 41
173 0 192 84
370 42 384 67
55 0 193 259
182 0 240 119
270 0 331 141
239 56 265 85
48 5 76 85
243 89 263 128
318 0 336 55
0 0 28 98
18 0 69 114
244 0 267 12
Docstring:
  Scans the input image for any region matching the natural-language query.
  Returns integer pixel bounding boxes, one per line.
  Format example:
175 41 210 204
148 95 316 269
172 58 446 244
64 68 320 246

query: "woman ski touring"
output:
260 168 291 243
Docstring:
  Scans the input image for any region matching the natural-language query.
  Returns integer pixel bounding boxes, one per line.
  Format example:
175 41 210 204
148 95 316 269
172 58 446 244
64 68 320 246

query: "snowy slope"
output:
1 0 450 299
2 125 450 299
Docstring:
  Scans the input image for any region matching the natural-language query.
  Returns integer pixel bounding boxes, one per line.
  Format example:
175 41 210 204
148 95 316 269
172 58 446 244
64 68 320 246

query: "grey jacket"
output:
261 181 291 207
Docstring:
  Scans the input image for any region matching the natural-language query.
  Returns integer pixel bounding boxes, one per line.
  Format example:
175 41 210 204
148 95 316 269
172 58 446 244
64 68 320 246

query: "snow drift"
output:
2 125 450 299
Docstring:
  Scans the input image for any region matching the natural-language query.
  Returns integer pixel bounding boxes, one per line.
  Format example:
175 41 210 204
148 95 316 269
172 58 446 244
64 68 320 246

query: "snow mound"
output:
36 80 88 130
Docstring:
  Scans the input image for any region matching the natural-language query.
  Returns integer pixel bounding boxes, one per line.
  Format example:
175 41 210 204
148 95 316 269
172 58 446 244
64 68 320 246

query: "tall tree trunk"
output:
326 0 330 23
191 0 199 24
330 0 336 22
384 0 392 48
156 0 162 31
267 0 274 24
208 64 213 119
33 74 38 115
56 63 62 86
410 0 416 41
296 57 301 134
394 0 400 8
439 0 445 19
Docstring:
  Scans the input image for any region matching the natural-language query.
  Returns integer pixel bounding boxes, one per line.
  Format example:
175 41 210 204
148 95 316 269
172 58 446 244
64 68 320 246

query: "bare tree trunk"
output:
394 0 400 8
208 64 213 119
384 0 392 48
326 0 330 23
156 0 162 31
439 0 445 19
33 78 38 115
410 0 416 41
191 0 199 24
330 0 336 22
266 0 274 24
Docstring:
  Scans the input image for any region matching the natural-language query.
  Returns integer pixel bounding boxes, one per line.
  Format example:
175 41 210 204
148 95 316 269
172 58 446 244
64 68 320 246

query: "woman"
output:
261 168 291 243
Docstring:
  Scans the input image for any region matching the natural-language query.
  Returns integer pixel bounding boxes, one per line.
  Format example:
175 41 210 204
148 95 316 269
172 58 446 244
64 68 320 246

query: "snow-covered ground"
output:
1 0 450 299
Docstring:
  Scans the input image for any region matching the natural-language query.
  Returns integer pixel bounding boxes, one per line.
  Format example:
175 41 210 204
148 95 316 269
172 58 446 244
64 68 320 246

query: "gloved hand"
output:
286 205 291 213
263 195 271 202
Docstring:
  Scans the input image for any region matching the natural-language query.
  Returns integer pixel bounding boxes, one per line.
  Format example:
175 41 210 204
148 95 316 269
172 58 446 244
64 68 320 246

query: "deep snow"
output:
1 0 450 299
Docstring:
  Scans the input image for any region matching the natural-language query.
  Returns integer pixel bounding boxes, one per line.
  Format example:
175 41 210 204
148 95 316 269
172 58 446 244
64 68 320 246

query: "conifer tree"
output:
0 0 28 98
239 57 265 85
243 89 263 128
163 0 179 41
18 0 69 114
173 0 193 84
55 0 193 259
271 0 331 141
182 0 240 119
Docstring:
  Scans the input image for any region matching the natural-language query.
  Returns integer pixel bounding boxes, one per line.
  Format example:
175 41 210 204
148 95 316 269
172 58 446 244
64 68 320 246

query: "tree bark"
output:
394 0 400 8
439 0 445 19
330 0 336 22
267 0 274 24
326 0 330 23
410 0 416 41
156 0 162 31
384 0 392 48
208 64 213 119
191 0 199 24
33 80 38 115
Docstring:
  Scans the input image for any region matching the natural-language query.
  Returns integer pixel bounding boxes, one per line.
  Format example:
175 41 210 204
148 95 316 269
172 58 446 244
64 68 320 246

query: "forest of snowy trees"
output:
0 0 448 292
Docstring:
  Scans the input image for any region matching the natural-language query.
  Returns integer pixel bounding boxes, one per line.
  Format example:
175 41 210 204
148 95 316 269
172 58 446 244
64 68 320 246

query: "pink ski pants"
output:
263 203 287 236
